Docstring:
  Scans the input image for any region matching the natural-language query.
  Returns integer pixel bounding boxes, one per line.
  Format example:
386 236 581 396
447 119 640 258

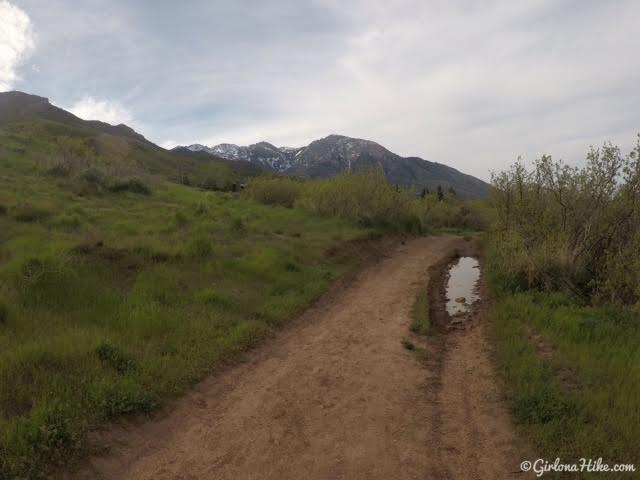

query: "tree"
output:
420 187 428 199
437 185 444 202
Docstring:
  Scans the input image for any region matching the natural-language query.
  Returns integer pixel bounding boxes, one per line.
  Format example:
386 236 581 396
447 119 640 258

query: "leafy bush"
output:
52 214 82 230
89 378 157 419
184 236 213 258
1 403 82 476
174 211 188 226
297 168 416 229
200 177 221 191
12 255 77 309
132 245 171 263
194 288 232 309
414 195 491 230
244 176 303 208
490 135 640 303
0 302 7 324
13 204 51 223
231 217 245 233
95 343 136 374
74 168 111 195
109 178 151 195
47 163 73 178
193 202 208 216
0 204 7 216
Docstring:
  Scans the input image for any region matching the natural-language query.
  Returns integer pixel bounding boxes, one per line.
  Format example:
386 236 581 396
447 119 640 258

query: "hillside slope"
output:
0 91 262 187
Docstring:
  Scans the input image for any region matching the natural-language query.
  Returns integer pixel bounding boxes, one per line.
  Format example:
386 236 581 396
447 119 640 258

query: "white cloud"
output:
67 96 134 126
160 140 179 150
14 1 640 179
0 1 35 91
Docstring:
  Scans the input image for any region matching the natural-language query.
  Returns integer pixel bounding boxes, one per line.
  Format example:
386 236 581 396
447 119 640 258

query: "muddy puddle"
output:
445 256 481 316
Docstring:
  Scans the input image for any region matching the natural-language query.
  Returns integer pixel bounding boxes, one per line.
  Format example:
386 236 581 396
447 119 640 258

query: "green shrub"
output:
244 176 303 208
132 245 171 263
0 204 7 216
513 387 577 424
490 136 640 303
200 177 225 191
13 204 51 223
74 168 111 195
13 255 77 309
193 202 208 216
47 163 73 178
284 261 301 272
109 178 151 195
95 343 136 374
89 378 157 419
297 168 414 229
2 403 82 474
414 200 490 231
185 236 212 258
231 217 245 233
52 214 82 230
0 302 7 324
131 267 182 307
174 211 188 226
194 288 232 310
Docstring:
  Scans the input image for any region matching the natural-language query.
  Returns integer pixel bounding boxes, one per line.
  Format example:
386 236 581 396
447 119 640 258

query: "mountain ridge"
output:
175 134 489 198
0 91 153 145
0 90 264 183
0 91 488 198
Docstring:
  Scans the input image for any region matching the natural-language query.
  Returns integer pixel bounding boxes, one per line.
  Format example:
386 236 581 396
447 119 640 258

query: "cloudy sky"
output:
1 0 639 180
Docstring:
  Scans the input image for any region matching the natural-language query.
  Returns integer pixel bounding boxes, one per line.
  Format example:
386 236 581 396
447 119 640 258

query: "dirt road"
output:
71 236 531 480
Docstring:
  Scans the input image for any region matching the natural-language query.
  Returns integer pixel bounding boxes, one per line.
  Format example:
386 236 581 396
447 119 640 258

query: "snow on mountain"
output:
176 135 489 198
186 144 216 155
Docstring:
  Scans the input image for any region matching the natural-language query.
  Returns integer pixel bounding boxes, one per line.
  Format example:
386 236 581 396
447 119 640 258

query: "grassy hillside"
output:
0 121 380 478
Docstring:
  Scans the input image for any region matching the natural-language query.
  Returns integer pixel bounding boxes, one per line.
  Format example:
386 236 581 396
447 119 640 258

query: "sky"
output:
1 0 639 180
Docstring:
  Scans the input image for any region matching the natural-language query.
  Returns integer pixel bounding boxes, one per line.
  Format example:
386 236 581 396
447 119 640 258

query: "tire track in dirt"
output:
68 236 532 480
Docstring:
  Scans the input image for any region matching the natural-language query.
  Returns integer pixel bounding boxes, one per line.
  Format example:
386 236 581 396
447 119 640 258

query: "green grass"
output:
0 116 492 478
0 128 379 478
410 287 430 335
489 292 640 475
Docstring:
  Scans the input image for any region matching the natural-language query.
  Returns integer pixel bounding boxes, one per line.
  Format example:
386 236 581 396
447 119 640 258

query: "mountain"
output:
178 142 301 172
176 134 489 198
0 91 262 184
0 91 151 144
1 91 487 197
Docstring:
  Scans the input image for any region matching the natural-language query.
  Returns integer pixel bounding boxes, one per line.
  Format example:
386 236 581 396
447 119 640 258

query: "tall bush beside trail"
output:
413 199 490 231
490 135 640 304
243 176 303 208
296 168 416 228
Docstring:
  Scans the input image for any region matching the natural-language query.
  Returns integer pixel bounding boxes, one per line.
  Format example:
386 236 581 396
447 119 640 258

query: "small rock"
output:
455 297 466 303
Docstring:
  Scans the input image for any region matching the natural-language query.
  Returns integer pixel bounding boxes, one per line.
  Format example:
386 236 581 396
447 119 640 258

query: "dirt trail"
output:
71 236 531 480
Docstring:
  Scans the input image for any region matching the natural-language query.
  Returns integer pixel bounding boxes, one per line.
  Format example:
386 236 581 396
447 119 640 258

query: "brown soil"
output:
68 235 533 480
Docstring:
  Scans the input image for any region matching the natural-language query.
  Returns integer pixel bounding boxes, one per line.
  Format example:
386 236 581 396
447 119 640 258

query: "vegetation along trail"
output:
70 236 531 480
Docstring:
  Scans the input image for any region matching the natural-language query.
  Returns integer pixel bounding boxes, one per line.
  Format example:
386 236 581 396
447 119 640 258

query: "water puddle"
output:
445 256 481 317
